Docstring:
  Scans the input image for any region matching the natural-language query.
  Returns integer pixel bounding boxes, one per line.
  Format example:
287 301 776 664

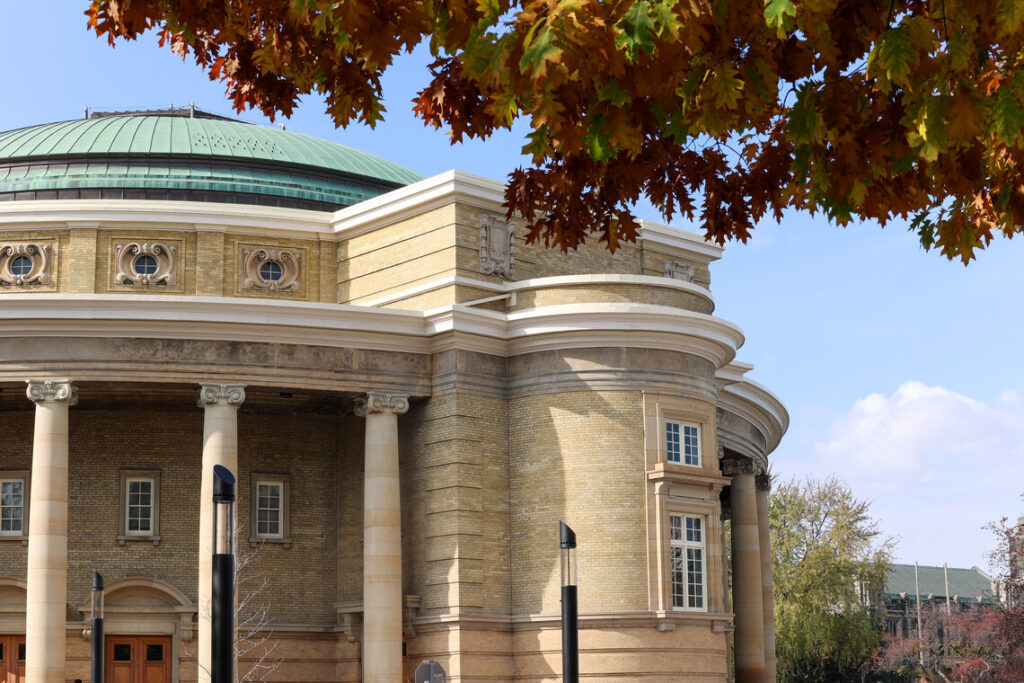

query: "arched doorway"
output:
76 577 196 683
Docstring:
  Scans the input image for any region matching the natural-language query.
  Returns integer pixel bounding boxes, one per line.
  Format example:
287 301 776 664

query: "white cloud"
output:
812 381 1024 568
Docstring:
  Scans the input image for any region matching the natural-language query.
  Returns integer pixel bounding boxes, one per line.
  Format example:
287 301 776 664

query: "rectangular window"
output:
0 479 25 536
670 514 706 610
256 482 282 538
250 474 291 546
126 479 153 534
666 421 701 466
118 469 160 543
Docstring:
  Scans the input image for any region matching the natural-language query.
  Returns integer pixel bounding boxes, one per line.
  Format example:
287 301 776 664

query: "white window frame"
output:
118 469 161 545
250 473 291 547
0 474 29 539
670 513 708 611
665 420 701 467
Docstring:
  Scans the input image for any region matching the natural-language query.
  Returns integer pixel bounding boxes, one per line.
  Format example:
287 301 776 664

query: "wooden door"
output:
105 636 171 683
0 636 26 683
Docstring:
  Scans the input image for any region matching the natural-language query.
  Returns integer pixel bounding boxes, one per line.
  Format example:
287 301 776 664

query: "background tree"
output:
872 507 1024 682
873 602 1024 681
770 476 893 682
86 0 1024 261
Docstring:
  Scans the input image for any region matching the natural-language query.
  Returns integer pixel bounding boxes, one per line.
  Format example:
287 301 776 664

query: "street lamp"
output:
212 465 236 683
91 571 104 683
560 521 578 683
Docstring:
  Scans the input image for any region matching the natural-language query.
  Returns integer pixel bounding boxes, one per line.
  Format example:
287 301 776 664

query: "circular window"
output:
134 254 158 275
260 261 284 282
10 256 32 276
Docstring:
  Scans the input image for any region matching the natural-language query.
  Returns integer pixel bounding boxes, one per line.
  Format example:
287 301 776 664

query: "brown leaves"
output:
85 0 1024 260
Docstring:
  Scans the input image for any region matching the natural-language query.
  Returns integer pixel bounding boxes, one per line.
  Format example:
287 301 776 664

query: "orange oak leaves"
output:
87 0 1024 261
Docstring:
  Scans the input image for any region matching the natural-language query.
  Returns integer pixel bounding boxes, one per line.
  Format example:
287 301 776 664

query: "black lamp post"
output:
91 571 104 683
212 465 236 683
560 521 578 683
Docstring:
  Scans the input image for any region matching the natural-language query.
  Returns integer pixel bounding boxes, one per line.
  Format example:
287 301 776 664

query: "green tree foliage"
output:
87 0 1024 261
770 476 894 682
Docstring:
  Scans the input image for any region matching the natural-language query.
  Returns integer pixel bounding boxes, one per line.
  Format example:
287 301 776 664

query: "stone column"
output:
355 392 409 683
756 474 777 683
24 379 77 683
724 457 765 683
197 383 246 683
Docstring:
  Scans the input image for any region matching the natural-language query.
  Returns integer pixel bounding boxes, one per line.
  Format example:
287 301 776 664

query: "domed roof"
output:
0 112 423 210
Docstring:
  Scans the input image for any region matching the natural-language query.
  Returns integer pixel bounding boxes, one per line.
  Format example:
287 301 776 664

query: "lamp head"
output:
213 465 235 503
560 521 576 550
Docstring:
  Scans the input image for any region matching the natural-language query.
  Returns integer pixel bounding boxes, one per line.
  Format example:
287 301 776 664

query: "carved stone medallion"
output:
663 260 695 283
0 243 52 286
241 248 301 292
479 215 515 279
115 243 177 285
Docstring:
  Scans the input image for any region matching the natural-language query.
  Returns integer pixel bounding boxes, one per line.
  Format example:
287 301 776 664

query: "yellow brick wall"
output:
509 389 648 615
510 283 714 314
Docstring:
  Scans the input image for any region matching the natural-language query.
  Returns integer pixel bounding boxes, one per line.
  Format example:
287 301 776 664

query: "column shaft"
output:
24 379 76 683
357 393 409 683
197 383 245 683
728 462 765 683
756 479 777 683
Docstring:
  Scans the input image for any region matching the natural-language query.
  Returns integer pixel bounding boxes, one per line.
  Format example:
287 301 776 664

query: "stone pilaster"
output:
24 379 77 683
723 457 765 683
197 382 246 683
756 474 777 683
355 392 409 683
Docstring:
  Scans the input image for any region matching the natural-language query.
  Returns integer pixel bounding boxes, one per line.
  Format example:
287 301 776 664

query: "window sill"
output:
249 536 292 549
0 535 28 545
648 463 730 486
117 534 161 546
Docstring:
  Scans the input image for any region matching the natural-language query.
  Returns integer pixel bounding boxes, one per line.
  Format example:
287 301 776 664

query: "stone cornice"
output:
638 219 724 262
0 199 333 236
25 378 77 405
0 296 745 371
331 170 506 238
718 377 789 454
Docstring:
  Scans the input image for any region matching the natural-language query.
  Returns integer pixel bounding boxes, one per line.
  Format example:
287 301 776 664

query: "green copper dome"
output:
0 112 423 210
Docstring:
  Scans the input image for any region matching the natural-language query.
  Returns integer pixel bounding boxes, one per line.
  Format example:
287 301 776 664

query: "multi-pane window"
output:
256 482 283 538
666 421 701 466
670 514 706 610
118 469 160 543
126 479 153 534
0 479 24 536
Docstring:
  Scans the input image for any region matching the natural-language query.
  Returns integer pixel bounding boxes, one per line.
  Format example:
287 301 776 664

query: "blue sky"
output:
4 4 1024 570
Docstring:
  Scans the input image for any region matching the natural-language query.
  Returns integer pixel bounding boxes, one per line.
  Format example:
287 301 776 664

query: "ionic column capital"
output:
354 392 410 417
197 382 246 407
756 473 772 492
25 378 78 405
721 456 756 478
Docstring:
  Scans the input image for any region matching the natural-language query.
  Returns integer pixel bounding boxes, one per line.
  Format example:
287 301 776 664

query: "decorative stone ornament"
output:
115 242 177 285
242 248 301 292
354 392 410 417
663 260 695 282
197 383 247 407
0 243 52 286
25 379 78 405
479 215 515 279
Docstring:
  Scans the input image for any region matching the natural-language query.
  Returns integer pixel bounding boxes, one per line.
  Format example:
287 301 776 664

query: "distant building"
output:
880 564 999 638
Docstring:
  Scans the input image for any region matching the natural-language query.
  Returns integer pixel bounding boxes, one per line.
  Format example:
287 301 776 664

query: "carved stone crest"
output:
663 260 695 283
0 243 52 285
241 248 301 292
479 215 515 279
115 243 177 285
